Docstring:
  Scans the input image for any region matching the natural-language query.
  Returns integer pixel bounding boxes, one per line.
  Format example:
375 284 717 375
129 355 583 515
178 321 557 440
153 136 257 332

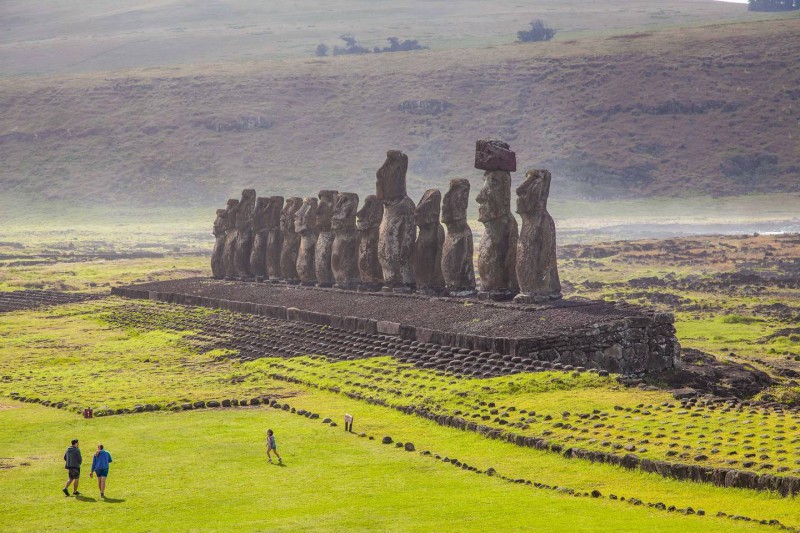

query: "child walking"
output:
266 429 282 464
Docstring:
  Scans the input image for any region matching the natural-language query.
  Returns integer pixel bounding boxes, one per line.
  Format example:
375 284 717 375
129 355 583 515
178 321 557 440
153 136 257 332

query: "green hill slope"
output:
1 18 798 208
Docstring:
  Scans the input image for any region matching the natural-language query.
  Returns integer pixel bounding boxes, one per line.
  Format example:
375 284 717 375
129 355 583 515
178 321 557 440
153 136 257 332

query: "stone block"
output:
475 139 516 172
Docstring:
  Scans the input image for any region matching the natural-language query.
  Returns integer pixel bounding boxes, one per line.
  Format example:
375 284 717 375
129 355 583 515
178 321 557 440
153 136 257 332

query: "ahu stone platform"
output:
111 278 680 375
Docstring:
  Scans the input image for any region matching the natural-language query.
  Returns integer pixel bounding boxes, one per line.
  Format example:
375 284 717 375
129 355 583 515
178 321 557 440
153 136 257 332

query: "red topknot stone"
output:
474 139 516 172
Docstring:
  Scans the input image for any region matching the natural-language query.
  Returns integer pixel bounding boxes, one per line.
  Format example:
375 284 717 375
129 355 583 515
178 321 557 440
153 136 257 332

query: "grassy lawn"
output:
0 401 767 533
1 301 799 530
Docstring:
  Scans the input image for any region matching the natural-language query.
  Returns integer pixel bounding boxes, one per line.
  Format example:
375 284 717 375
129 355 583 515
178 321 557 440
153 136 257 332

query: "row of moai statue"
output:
211 140 562 303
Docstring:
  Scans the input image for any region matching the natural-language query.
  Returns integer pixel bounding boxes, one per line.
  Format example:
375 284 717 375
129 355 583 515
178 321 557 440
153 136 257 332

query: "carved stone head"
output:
476 171 511 222
442 178 470 224
376 150 408 203
223 199 239 230
252 197 270 231
213 209 226 237
316 190 338 232
357 195 383 230
415 189 441 227
281 197 303 233
265 196 284 230
516 169 551 216
240 188 256 211
332 192 359 230
295 197 318 234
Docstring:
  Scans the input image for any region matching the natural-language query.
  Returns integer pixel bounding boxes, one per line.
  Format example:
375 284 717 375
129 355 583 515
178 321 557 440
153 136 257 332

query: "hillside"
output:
1 17 799 207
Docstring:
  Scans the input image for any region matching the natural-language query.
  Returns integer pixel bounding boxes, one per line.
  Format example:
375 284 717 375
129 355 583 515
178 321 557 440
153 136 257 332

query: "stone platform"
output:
111 278 680 374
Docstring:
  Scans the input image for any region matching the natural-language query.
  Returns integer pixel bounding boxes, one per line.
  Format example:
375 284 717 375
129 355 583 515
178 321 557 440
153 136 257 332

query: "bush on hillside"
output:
517 19 556 43
748 0 799 11
317 35 428 57
332 34 371 55
373 37 428 53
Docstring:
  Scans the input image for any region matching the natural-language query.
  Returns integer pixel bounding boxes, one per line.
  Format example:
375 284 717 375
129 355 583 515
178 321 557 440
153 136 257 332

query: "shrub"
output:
332 34 371 55
517 19 556 43
315 43 329 57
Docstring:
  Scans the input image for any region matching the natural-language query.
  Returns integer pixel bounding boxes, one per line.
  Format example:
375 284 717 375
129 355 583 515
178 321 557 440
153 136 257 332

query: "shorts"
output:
94 468 109 477
68 468 80 479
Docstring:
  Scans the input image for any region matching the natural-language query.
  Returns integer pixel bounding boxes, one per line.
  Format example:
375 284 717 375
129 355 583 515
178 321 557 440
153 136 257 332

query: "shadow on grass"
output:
102 497 125 504
74 495 97 503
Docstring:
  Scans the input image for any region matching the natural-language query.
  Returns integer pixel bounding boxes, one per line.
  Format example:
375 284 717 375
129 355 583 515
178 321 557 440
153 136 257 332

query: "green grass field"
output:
1 297 800 531
0 400 776 533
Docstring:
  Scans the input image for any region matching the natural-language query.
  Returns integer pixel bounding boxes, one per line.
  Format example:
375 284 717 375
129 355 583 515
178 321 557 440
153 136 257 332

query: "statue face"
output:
332 193 359 230
281 197 303 232
357 195 383 230
415 189 441 226
376 150 408 203
516 169 551 215
476 171 511 222
316 190 337 231
264 196 284 229
442 179 469 224
295 197 318 233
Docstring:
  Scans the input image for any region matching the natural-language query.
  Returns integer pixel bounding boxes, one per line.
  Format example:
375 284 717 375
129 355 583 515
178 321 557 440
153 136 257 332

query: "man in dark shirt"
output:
63 439 82 496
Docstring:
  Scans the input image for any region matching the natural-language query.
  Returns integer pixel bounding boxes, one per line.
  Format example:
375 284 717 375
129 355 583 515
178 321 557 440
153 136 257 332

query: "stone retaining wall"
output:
111 286 679 375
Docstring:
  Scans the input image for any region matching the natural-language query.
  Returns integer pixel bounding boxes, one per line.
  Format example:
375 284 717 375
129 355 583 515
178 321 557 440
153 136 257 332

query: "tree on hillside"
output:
748 0 798 11
373 37 428 53
315 43 329 57
517 19 556 42
332 34 371 55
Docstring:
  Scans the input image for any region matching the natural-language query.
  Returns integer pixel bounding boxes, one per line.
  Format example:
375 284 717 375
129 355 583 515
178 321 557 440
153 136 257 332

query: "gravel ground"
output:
120 277 650 338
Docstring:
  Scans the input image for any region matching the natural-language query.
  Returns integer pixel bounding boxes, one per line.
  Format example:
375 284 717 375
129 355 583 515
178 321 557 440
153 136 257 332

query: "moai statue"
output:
280 197 303 284
211 207 228 279
295 197 319 286
222 198 240 279
514 169 562 303
441 178 476 296
265 196 284 280
376 150 416 292
314 190 338 287
233 189 256 279
356 195 384 291
331 192 360 290
414 189 445 294
475 140 518 300
248 197 270 280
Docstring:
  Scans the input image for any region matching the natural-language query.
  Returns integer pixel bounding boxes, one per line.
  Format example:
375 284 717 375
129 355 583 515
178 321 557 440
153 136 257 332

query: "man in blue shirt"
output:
90 444 113 498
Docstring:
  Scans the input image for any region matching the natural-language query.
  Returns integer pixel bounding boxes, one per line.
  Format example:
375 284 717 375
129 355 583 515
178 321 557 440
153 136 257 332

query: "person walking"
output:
89 444 113 498
266 429 282 464
62 439 82 496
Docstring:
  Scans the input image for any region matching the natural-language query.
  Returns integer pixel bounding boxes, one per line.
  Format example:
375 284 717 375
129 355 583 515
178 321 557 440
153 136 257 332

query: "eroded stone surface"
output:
280 197 303 283
249 197 270 278
515 169 561 303
234 189 256 278
476 171 518 297
376 150 416 290
222 198 240 279
315 190 338 287
295 197 319 285
356 195 384 290
441 178 476 294
331 192 360 289
211 206 230 279
265 196 284 280
414 189 445 293
474 138 516 172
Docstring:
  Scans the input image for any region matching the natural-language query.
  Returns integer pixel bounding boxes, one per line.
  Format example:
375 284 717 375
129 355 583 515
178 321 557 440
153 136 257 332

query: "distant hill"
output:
1 17 798 208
